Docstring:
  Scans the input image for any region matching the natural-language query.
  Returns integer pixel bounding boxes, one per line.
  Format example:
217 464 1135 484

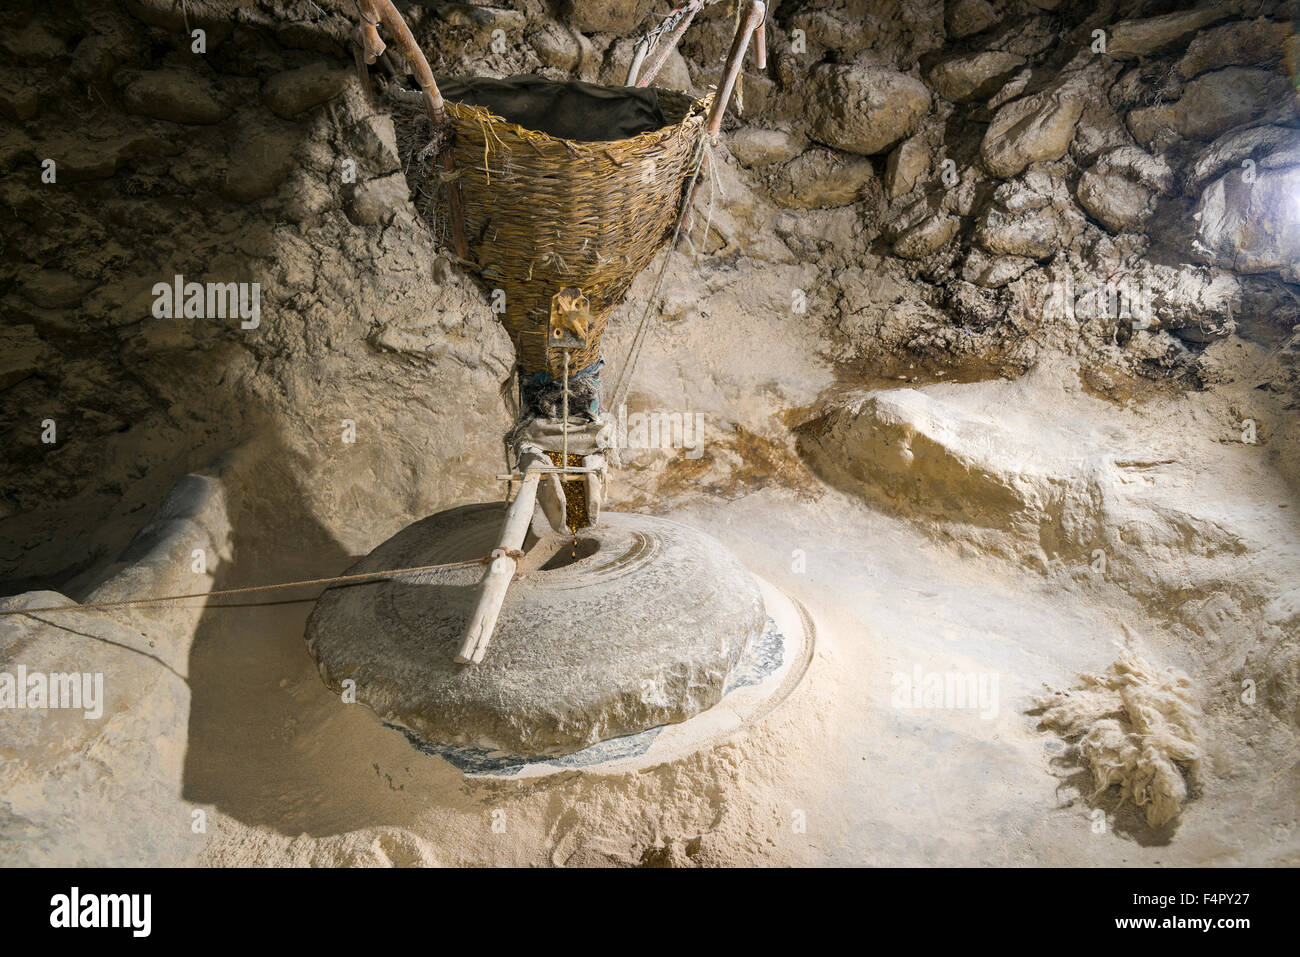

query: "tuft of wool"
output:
1036 642 1201 828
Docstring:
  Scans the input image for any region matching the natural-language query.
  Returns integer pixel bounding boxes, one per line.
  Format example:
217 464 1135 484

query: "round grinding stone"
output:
304 505 767 757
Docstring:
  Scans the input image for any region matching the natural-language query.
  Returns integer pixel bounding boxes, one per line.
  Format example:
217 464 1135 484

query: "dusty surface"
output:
304 507 766 755
2 0 1299 866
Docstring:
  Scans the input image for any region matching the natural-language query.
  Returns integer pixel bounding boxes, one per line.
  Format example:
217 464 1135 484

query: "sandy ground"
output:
3 249 1297 867
150 472 1285 867
5 294 1299 868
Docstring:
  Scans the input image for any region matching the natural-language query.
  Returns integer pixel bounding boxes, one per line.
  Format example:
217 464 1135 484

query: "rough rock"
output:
121 69 230 125
0 325 48 389
3 20 69 62
976 168 1085 258
728 127 807 168
345 172 409 227
945 0 999 39
1071 103 1134 166
1131 68 1294 146
988 67 1031 110
528 20 591 74
889 197 960 259
798 387 1110 554
981 92 1084 178
807 64 931 157
34 131 171 182
1133 261 1242 339
262 63 350 119
19 269 97 309
1124 104 1179 153
796 376 1259 579
1178 18 1289 78
0 470 230 866
1260 139 1300 170
564 0 654 35
927 51 1025 103
434 3 526 36
1176 67 1293 141
223 125 300 202
1193 164 1300 284
343 112 400 174
0 84 39 121
770 148 876 209
885 135 931 197
1076 146 1173 233
1182 125 1296 193
1105 7 1231 60
1077 170 1155 235
961 248 1034 288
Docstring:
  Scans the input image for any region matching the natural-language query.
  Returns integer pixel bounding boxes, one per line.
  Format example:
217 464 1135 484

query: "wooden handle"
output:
455 452 547 664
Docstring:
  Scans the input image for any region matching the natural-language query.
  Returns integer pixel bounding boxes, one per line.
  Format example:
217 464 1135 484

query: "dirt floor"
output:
5 293 1295 867
2 0 1299 867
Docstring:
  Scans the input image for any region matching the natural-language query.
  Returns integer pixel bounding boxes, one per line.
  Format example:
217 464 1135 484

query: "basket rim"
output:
443 83 714 155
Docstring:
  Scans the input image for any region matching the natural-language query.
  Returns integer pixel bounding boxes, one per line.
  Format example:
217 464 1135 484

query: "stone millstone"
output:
304 505 766 756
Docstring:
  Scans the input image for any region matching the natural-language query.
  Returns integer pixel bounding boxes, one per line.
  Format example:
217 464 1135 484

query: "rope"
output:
609 128 711 413
636 1 699 49
0 556 493 617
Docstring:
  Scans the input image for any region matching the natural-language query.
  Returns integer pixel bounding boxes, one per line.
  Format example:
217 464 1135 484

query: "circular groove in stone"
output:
305 506 768 756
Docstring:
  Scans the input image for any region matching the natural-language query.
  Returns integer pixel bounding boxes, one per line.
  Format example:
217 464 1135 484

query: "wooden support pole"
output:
634 1 703 89
704 0 765 136
359 0 471 262
455 452 545 664
625 38 650 86
676 0 764 244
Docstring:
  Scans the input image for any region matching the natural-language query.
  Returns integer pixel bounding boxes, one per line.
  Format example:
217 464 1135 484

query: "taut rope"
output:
0 556 493 618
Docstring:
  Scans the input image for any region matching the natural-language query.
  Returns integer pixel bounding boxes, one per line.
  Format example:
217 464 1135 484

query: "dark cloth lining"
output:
436 75 667 142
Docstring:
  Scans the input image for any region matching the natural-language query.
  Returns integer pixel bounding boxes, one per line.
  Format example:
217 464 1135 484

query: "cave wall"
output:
3 0 1299 591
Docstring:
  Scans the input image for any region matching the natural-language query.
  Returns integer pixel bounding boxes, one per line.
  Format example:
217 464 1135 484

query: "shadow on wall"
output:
179 428 445 838
0 0 296 594
0 1 419 595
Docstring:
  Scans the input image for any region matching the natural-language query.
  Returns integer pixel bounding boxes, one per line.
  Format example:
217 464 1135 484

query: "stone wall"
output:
2 0 1299 589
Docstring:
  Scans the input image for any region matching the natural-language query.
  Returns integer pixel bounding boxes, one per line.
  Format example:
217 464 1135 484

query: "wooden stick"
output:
359 0 471 262
676 0 765 243
583 453 605 525
625 38 650 86
455 451 546 664
634 1 703 89
355 5 385 64
705 0 765 136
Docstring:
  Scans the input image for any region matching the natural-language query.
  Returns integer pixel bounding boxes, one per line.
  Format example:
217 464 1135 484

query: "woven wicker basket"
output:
441 87 711 377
